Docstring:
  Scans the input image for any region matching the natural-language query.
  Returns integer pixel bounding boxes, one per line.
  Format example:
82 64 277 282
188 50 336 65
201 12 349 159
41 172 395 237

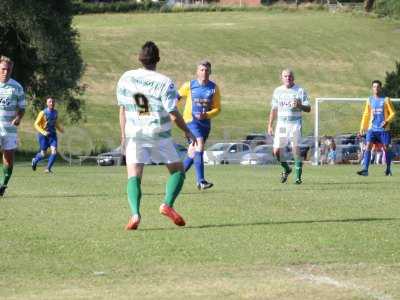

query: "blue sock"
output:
47 154 57 170
194 151 205 183
183 157 194 172
363 150 371 171
33 152 44 164
386 149 392 172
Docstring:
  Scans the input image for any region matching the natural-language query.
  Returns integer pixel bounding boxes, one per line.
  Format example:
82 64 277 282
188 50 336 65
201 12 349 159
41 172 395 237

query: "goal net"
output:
313 97 400 165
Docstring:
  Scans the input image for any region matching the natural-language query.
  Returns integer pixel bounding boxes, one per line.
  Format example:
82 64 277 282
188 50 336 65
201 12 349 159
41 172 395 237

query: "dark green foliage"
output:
72 0 162 14
71 0 326 14
383 62 400 137
376 0 400 18
0 0 84 122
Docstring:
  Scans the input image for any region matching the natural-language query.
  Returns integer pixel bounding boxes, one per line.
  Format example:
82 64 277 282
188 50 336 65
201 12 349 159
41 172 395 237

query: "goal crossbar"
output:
313 97 400 165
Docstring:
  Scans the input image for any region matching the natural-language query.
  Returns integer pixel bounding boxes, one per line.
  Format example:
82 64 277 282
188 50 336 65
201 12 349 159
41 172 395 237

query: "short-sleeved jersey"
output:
0 79 26 137
178 80 221 125
360 96 396 132
271 84 310 125
116 68 178 140
34 108 61 136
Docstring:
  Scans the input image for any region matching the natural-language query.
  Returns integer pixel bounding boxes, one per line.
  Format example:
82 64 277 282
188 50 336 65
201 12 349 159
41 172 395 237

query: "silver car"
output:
97 144 187 166
240 144 276 165
204 142 251 165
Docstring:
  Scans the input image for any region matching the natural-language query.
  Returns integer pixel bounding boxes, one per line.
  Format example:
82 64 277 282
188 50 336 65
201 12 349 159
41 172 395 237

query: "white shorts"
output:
125 138 181 165
0 135 18 151
273 122 301 149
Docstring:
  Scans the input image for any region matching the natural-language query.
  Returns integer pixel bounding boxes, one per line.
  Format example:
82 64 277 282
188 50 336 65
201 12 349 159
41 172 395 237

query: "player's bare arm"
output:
169 110 197 146
11 109 24 126
294 99 311 112
267 108 277 136
119 106 126 146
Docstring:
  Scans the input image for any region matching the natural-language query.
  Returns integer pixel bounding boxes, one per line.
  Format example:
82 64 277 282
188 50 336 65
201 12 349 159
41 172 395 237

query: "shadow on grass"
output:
15 191 209 199
142 217 399 231
15 193 120 199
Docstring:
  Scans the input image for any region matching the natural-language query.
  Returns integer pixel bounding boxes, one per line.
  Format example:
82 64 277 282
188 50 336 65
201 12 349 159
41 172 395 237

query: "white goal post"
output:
313 97 400 165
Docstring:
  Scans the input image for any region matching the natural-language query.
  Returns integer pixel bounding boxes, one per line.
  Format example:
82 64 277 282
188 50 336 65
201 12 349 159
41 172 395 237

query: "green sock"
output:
2 166 13 186
280 161 290 173
127 176 141 216
164 171 185 207
295 159 303 181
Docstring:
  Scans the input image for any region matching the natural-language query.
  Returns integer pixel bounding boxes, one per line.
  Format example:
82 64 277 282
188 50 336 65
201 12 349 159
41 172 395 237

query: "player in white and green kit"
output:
0 56 25 196
267 69 311 184
117 41 196 230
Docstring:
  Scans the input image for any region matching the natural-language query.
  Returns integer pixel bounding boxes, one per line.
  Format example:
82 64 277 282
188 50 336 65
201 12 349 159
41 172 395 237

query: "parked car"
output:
281 143 311 161
335 144 360 163
392 138 400 161
241 133 270 147
97 146 125 166
204 142 251 164
97 144 187 166
240 144 276 165
335 133 358 145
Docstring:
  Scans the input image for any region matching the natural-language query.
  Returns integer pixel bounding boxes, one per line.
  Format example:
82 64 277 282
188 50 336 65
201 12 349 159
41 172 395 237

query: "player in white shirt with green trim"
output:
0 56 25 196
117 41 196 230
267 69 311 184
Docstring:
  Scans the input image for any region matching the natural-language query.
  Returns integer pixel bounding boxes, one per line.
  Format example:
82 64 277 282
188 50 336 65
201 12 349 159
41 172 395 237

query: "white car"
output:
240 144 276 165
204 142 251 165
97 144 187 166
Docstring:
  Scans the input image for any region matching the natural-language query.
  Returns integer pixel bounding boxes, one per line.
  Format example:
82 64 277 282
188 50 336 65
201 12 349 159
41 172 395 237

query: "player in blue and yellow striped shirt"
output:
357 80 396 176
31 97 63 173
178 61 221 190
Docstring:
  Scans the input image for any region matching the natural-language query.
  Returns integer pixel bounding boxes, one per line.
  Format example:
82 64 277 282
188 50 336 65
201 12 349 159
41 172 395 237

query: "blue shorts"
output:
38 133 58 151
187 121 211 141
366 130 391 145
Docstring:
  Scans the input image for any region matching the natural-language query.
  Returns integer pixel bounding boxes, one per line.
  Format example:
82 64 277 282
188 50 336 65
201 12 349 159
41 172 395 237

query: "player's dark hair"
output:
372 80 382 87
139 41 160 67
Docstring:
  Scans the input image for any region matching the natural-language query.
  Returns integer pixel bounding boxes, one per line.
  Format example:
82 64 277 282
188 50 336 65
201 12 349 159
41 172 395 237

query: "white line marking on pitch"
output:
287 268 393 300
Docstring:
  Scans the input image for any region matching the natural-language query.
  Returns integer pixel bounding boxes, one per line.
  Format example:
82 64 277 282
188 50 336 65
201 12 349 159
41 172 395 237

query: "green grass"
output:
17 10 400 153
1 164 399 299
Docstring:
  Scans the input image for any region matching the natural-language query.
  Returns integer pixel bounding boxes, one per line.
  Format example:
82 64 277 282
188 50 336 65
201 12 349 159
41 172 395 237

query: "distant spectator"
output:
357 134 367 164
326 137 336 165
371 143 384 165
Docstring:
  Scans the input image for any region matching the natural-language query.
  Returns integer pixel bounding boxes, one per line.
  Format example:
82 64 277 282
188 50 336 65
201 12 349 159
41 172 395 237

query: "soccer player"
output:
117 41 196 230
267 69 311 184
357 80 396 176
0 56 25 196
31 97 64 173
178 61 221 190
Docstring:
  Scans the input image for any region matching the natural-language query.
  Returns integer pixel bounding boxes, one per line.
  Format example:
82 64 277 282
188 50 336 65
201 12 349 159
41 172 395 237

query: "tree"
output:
364 0 375 11
0 0 84 122
383 62 400 137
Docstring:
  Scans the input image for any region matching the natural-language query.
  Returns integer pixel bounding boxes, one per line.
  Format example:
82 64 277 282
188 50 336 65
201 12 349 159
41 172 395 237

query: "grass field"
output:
1 164 399 299
16 10 400 153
